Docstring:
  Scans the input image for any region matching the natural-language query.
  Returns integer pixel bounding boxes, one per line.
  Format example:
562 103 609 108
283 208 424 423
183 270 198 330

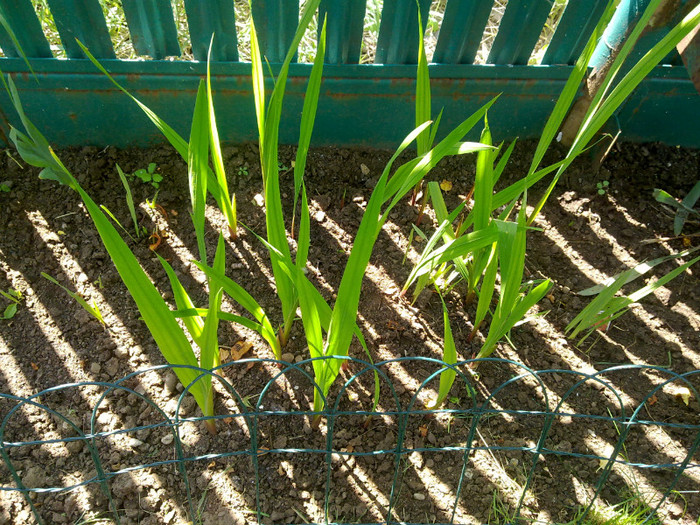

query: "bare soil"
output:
0 140 698 525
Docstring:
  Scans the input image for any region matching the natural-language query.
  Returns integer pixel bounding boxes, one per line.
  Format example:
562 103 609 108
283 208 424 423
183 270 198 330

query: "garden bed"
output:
0 140 698 524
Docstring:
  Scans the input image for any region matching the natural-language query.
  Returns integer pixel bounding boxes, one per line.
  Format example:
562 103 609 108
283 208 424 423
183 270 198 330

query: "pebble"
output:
114 345 129 358
269 510 286 522
90 362 101 374
127 438 145 448
280 352 295 363
161 433 174 445
105 357 119 377
413 493 426 501
164 372 178 394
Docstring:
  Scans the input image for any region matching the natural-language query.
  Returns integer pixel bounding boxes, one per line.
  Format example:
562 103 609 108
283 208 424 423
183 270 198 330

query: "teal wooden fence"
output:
0 0 698 149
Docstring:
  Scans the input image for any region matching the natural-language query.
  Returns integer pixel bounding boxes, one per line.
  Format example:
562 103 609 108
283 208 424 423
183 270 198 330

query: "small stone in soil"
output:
414 493 426 500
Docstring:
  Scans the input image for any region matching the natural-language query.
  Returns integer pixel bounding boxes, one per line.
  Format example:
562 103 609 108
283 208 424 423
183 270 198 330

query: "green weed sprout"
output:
653 181 700 235
132 162 162 188
567 252 700 344
0 288 22 320
115 164 144 239
41 273 105 326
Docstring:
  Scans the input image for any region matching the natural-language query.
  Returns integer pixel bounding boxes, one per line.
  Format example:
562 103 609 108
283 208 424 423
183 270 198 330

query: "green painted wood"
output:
375 0 431 64
319 0 365 64
542 1 608 65
184 0 238 62
2 58 697 149
251 0 299 63
121 0 180 59
487 0 551 65
432 0 493 64
0 0 52 58
45 0 115 59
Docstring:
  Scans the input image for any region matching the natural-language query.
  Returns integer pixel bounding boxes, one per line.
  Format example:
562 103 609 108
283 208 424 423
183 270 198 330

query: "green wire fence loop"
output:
1 357 698 525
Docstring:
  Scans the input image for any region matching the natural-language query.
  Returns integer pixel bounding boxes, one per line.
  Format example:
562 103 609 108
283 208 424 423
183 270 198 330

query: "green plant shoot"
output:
41 273 105 326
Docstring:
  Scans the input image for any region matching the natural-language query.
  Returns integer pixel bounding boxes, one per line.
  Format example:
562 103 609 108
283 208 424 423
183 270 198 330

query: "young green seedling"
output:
567 254 700 344
0 288 22 320
132 162 162 188
41 273 105 326
654 182 700 235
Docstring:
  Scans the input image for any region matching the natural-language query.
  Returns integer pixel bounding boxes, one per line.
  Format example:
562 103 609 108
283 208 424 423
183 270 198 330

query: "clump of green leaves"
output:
653 181 700 235
130 162 162 188
567 249 700 343
0 182 10 193
0 288 22 320
597 180 610 195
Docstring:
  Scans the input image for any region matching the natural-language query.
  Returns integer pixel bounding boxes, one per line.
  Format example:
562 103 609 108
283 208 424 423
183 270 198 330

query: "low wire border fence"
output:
1 357 699 525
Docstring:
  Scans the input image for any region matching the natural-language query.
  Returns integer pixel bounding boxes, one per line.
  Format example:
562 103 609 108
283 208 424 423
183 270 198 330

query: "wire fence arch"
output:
1 356 699 525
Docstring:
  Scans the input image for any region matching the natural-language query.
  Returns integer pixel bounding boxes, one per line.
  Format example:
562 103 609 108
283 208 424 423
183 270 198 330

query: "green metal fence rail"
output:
1 357 699 525
0 0 699 149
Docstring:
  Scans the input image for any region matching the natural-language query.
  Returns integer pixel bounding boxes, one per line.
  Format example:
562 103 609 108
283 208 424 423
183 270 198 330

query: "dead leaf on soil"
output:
648 394 658 406
224 340 254 361
419 425 428 438
148 230 162 251
440 179 453 191
675 387 692 406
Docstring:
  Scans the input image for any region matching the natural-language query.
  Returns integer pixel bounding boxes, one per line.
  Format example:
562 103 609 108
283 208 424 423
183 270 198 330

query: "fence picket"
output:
320 0 366 64
44 0 115 59
433 0 493 64
542 0 608 65
375 0 431 64
0 0 52 58
121 0 180 59
487 0 552 65
251 0 299 63
184 0 238 62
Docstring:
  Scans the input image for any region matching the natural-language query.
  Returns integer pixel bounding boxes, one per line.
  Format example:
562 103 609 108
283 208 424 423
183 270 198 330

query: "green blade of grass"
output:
189 80 209 263
99 204 136 242
158 255 204 346
206 43 237 237
527 0 618 178
7 64 209 421
173 308 265 335
677 181 700 235
477 278 552 358
115 164 141 239
429 292 457 408
416 6 431 156
472 244 498 337
41 273 105 326
193 261 282 359
577 247 700 296
293 16 326 226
